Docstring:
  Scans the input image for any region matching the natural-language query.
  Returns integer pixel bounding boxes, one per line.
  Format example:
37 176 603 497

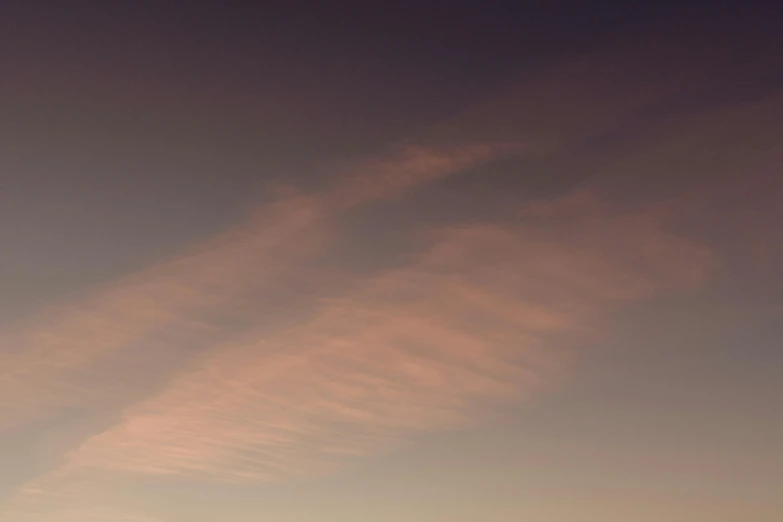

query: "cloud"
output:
0 41 746 520
0 140 527 522
0 141 515 440
0 187 717 521
324 142 525 210
0 191 327 433
19 191 714 489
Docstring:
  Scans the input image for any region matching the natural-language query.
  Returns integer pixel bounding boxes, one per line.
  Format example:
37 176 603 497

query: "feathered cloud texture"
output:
57 192 713 483
0 142 516 435
1 187 716 521
0 141 529 521
5 45 774 521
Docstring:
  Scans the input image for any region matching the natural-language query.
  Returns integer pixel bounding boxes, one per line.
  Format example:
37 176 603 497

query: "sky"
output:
1 2 782 521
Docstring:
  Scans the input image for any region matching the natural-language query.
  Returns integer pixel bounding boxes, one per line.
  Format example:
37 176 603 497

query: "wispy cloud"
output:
0 192 325 431
1 42 748 520
0 142 515 438
0 187 716 521
31 191 716 483
3 45 705 436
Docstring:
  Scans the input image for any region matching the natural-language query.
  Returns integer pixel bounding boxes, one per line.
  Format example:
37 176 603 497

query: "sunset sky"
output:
1 2 782 521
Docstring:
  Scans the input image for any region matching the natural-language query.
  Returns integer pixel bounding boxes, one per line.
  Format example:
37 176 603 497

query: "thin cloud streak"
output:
1 43 747 520
0 40 720 440
0 193 326 431
39 190 715 485
1 188 717 521
0 142 515 437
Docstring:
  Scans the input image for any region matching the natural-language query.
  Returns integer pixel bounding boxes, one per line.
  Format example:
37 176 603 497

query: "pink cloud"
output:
1 42 748 521
0 142 514 438
27 190 715 490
